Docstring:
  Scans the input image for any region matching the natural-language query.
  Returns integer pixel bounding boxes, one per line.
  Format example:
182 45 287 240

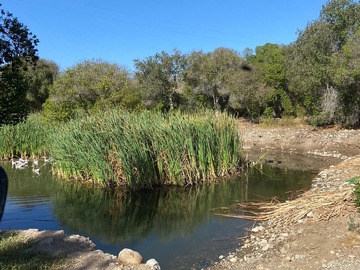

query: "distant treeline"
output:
1 0 360 127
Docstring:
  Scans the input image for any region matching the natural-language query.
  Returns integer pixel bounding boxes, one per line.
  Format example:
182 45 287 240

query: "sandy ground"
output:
3 121 360 270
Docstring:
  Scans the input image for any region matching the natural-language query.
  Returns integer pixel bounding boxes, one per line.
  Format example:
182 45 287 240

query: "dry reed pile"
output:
235 187 357 228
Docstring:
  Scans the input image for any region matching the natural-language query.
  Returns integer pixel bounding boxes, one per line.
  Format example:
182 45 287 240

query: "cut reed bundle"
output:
234 188 356 228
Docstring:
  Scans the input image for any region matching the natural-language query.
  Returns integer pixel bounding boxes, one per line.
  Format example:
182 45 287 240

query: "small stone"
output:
252 226 264 233
219 255 224 260
280 247 287 254
229 257 237 263
146 258 161 270
259 239 267 245
262 244 271 251
118 248 143 265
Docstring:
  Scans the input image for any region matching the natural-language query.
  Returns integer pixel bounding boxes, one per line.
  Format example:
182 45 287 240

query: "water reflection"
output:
0 160 316 269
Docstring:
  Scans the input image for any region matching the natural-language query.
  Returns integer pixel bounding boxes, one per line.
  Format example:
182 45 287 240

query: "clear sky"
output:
2 0 329 71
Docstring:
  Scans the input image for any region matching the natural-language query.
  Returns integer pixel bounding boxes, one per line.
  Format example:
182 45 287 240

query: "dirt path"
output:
4 121 360 270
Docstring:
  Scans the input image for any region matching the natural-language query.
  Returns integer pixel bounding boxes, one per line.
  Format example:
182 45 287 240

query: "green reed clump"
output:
0 114 53 159
50 110 243 189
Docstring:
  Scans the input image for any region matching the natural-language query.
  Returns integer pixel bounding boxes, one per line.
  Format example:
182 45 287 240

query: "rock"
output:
146 258 161 270
262 244 271 251
258 239 268 247
118 248 143 265
229 257 237 263
252 226 265 233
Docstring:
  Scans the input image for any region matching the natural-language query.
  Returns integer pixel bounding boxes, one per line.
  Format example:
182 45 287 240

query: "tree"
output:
248 43 295 118
330 28 360 126
185 48 244 111
0 4 39 125
285 0 360 121
134 49 188 111
43 59 134 122
0 5 38 66
227 64 270 121
24 59 59 112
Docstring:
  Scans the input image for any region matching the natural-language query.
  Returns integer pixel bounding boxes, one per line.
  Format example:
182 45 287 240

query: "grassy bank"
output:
0 231 67 269
0 110 243 189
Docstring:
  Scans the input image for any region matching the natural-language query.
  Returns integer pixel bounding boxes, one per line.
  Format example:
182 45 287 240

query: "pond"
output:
0 157 317 269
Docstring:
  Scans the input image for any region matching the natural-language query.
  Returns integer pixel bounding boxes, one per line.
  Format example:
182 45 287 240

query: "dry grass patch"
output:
234 188 357 228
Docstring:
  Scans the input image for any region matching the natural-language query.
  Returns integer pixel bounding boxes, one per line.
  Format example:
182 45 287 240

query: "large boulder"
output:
118 248 143 265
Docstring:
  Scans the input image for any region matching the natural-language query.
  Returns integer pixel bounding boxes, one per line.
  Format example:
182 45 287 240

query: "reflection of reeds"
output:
53 179 243 242
50 110 243 189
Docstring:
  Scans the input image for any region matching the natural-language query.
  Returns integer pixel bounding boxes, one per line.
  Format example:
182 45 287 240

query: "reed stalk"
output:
50 110 243 189
0 114 52 159
0 110 244 189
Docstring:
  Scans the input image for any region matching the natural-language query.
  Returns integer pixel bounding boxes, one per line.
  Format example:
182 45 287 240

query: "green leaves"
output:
134 49 188 111
0 4 39 125
0 4 39 66
43 59 137 122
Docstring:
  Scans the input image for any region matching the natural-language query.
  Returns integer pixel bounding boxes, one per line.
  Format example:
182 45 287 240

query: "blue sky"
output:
2 0 329 71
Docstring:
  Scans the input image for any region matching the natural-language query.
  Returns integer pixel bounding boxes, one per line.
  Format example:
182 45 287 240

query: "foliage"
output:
0 64 29 125
50 110 243 189
252 43 287 90
0 5 38 66
0 4 39 125
185 48 244 111
355 181 360 209
330 28 360 127
134 49 188 111
285 0 360 126
42 59 135 122
24 59 59 112
227 64 270 121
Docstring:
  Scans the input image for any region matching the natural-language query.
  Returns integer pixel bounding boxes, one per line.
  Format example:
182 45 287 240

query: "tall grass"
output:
0 114 53 159
50 110 244 189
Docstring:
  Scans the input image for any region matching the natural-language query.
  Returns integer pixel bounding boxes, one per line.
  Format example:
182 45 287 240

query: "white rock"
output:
229 257 237 263
251 225 264 233
146 258 161 270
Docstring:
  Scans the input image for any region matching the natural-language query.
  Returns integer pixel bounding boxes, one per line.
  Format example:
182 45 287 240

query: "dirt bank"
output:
207 122 360 270
3 122 360 270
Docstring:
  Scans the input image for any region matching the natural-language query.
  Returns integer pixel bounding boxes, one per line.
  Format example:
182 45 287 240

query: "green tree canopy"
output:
0 4 39 125
24 59 59 112
285 0 360 123
0 4 38 67
134 49 188 111
185 48 244 111
43 59 135 122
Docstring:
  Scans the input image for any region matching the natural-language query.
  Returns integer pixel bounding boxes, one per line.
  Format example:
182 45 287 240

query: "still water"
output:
0 159 316 269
